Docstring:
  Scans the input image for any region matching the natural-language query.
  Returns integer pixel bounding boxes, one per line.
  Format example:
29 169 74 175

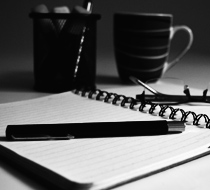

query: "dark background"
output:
0 0 210 94
0 0 209 57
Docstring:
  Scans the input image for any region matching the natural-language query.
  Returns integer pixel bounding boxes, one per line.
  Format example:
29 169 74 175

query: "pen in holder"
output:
29 13 101 92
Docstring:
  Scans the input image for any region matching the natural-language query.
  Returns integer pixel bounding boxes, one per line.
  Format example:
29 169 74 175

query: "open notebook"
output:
0 86 210 190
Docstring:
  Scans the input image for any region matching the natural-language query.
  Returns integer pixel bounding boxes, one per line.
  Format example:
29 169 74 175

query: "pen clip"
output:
9 134 75 141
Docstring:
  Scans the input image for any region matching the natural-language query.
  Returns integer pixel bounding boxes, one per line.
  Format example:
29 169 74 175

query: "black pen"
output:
6 120 185 141
83 0 93 12
73 0 93 79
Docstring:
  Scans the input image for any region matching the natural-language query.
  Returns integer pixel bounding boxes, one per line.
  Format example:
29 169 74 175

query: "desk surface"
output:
1 53 210 190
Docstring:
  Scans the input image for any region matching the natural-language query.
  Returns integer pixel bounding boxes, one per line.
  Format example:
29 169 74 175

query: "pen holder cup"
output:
29 13 101 92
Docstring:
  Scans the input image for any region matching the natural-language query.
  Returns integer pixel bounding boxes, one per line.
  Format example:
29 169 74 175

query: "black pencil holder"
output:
29 13 101 92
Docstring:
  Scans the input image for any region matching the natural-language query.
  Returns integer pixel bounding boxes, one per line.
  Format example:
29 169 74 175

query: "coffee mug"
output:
113 12 193 82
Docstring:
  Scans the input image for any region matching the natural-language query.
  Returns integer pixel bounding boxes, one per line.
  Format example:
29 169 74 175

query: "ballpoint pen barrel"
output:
6 121 185 141
83 0 93 12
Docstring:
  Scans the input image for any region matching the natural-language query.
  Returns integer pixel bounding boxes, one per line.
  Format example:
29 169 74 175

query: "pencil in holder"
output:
29 13 101 92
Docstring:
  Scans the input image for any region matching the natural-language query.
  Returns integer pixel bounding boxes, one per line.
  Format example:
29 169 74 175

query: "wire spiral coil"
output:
73 88 210 128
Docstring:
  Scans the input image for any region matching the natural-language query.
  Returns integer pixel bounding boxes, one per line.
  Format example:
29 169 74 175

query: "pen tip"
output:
168 121 185 133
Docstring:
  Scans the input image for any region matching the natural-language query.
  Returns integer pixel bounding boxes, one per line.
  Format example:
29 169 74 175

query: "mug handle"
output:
163 25 193 74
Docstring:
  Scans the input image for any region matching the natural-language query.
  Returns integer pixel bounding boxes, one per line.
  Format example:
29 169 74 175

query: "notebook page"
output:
1 127 210 189
0 89 160 136
0 88 210 189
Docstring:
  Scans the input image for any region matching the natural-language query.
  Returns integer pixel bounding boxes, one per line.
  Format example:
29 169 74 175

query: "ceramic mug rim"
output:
114 12 172 18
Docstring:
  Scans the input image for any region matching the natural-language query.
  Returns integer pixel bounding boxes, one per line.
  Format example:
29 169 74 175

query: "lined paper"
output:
0 87 160 136
1 87 210 189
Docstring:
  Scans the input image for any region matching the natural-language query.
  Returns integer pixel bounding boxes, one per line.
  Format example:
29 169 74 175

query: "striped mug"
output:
114 12 193 82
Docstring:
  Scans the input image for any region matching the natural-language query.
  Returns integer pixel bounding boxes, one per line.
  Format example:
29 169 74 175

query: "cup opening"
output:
114 12 172 18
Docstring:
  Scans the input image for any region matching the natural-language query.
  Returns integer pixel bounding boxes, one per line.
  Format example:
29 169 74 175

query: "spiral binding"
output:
73 88 210 129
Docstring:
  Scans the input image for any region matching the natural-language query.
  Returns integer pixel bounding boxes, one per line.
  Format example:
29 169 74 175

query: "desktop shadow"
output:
0 137 7 142
0 70 35 92
0 70 130 93
96 74 122 85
